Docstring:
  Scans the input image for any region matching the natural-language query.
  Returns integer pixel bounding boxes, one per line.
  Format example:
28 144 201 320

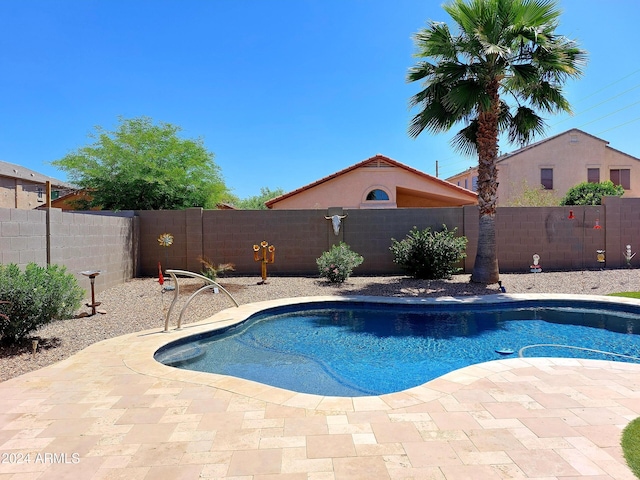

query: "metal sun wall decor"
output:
253 241 275 284
158 232 174 247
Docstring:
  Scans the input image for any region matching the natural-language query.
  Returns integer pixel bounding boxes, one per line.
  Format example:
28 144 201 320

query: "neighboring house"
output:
0 160 74 209
51 189 96 210
446 129 640 206
265 154 478 209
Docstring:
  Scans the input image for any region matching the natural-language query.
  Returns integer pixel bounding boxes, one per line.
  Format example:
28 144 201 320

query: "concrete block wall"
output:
138 208 467 277
137 209 330 277
343 208 465 274
137 202 635 277
138 209 189 276
495 206 607 272
50 210 136 292
202 209 327 276
602 196 640 268
4 198 638 292
0 207 136 293
0 208 47 265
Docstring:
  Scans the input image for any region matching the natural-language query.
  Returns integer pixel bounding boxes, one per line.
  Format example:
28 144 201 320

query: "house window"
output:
610 169 630 189
36 187 44 202
540 168 553 190
471 176 478 191
587 168 600 183
464 179 468 189
366 189 389 201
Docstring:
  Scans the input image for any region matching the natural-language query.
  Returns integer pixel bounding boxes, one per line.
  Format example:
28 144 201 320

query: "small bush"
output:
0 263 85 344
317 242 363 284
505 179 561 206
390 225 467 279
561 180 624 205
198 255 235 281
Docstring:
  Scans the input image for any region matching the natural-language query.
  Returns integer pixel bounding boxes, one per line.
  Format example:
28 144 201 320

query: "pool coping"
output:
123 293 640 409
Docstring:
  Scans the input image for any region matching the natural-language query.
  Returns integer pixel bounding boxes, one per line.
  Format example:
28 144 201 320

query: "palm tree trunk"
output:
472 214 499 283
471 79 500 284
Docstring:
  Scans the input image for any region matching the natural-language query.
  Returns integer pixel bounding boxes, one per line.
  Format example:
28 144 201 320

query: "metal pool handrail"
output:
164 269 240 332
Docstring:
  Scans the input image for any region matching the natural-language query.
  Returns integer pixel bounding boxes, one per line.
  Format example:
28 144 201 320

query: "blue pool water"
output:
155 300 640 397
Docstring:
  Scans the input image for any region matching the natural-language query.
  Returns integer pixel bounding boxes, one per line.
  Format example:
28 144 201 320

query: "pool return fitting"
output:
163 269 239 332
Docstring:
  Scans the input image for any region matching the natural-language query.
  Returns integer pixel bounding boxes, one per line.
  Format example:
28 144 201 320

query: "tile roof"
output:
265 154 477 207
0 160 75 188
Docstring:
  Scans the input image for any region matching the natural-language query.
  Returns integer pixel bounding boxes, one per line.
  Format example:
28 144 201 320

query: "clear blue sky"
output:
1 0 639 199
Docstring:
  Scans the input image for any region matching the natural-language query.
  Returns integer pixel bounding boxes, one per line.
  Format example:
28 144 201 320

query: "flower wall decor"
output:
157 233 174 247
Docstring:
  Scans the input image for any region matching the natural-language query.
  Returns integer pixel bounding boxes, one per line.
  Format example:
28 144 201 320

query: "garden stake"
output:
253 241 275 284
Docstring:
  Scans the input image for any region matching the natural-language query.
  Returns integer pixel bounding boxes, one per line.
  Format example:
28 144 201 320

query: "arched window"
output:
366 189 389 201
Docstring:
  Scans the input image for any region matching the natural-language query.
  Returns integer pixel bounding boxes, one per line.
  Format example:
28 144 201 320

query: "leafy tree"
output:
234 187 285 210
560 181 624 206
407 0 586 283
52 116 229 210
505 180 560 207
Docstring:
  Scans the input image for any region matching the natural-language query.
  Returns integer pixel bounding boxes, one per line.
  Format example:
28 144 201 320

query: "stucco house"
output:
265 154 478 209
0 160 74 209
446 129 640 206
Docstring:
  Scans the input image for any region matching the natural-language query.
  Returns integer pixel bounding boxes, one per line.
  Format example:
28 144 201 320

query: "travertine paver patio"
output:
0 296 639 479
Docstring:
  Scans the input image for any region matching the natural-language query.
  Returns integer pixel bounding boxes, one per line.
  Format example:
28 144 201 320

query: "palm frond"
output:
443 80 489 116
408 103 459 138
450 121 479 157
526 81 571 113
509 63 540 88
507 106 546 146
406 61 436 83
413 21 457 60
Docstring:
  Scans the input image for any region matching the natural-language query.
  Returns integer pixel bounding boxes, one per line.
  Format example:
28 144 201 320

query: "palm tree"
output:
407 0 587 284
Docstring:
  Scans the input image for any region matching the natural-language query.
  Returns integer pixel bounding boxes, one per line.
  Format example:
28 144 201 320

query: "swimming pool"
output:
155 295 640 397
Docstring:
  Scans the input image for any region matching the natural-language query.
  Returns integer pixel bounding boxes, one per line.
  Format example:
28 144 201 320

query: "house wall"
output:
447 169 477 192
270 165 476 209
0 207 137 294
448 130 640 206
497 130 640 204
0 177 48 209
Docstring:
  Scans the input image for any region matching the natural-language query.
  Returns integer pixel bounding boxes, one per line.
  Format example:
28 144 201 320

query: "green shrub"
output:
0 263 85 344
390 225 467 279
317 242 364 284
560 180 624 205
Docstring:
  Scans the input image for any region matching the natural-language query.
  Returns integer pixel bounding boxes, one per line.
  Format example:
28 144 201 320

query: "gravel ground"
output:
1 269 639 382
